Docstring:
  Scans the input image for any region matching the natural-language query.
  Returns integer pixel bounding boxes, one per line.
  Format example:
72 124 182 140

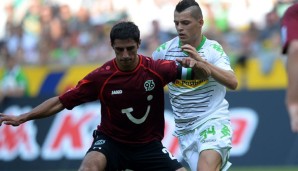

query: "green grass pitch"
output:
229 166 298 171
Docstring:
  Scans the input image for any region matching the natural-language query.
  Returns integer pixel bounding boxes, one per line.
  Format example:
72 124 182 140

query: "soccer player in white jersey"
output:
152 0 238 171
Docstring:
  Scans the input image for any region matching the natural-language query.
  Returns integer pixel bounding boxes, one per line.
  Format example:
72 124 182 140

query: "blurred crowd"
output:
0 0 295 99
0 0 119 67
0 0 293 67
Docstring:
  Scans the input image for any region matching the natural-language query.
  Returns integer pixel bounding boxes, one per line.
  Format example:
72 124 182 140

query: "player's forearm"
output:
19 96 65 123
286 40 298 113
203 61 238 90
192 61 211 80
287 44 298 123
287 103 298 133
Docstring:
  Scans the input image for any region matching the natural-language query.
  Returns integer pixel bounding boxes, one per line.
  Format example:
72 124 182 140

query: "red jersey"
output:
281 3 298 54
59 55 178 144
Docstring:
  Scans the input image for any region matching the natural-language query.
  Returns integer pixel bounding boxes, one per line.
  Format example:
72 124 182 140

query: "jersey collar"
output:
179 35 206 52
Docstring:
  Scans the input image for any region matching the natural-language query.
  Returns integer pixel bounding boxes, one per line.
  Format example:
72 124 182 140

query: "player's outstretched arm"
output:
0 96 65 126
286 40 298 133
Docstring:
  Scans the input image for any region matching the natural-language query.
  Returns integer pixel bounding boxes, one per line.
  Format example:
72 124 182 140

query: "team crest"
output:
144 80 155 91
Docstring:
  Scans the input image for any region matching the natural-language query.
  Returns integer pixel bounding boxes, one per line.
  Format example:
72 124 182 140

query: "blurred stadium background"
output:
0 0 298 171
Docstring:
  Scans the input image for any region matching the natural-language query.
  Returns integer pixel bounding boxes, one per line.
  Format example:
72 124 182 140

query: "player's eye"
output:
115 46 136 52
115 47 125 51
181 21 190 25
126 46 135 51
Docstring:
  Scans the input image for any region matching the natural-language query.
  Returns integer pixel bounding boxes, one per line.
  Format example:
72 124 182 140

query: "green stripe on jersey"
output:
187 68 192 80
181 68 192 80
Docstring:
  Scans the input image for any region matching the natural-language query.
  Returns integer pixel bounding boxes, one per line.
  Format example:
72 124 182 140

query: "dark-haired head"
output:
175 0 203 19
110 21 141 46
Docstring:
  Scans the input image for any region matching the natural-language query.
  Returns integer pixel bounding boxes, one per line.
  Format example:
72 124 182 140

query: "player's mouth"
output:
179 33 187 39
120 58 132 62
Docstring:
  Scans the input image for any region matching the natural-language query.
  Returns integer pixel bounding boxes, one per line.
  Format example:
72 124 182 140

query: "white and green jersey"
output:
152 35 234 136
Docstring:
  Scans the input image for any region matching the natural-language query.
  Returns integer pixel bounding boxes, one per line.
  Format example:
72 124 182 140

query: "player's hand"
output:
0 113 22 126
181 44 204 62
176 57 197 68
193 61 211 80
176 57 211 80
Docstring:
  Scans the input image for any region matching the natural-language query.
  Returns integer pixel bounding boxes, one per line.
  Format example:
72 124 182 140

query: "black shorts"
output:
86 130 183 171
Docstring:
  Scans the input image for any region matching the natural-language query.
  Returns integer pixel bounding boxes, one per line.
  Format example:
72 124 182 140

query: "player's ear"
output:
199 18 204 26
138 39 141 48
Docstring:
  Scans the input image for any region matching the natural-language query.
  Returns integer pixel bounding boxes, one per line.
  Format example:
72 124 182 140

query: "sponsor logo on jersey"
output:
111 90 123 95
173 79 208 88
94 140 105 146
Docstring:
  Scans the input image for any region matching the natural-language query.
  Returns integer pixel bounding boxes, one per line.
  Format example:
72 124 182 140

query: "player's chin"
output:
120 59 132 65
179 34 189 41
179 38 188 44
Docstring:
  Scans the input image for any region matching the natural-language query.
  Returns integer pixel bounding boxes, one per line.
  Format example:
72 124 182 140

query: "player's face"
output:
174 8 203 47
113 39 140 71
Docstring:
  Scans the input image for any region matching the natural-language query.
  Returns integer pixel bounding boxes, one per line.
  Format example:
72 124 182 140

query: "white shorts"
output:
178 118 233 171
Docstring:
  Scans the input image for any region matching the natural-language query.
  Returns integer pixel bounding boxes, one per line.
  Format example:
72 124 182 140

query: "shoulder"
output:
100 59 115 68
140 55 176 68
283 3 298 20
286 3 298 14
153 37 178 52
203 37 221 48
202 38 223 52
86 59 116 79
140 55 153 62
140 55 171 65
152 37 179 59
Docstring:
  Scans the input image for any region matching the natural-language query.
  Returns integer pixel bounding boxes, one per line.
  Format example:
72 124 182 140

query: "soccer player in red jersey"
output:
0 21 209 171
281 2 298 133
